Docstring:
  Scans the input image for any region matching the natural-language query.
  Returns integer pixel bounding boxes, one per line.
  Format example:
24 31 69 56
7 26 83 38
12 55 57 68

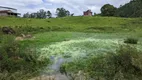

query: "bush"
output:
124 37 138 44
89 45 142 80
0 70 34 80
0 35 50 79
60 45 142 80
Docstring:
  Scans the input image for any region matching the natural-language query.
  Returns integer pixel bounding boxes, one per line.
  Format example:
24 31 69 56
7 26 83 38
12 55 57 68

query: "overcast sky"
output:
0 0 130 16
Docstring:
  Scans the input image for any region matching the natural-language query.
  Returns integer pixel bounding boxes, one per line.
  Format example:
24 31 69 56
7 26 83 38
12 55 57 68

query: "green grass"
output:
61 44 142 80
18 31 142 49
0 35 50 80
0 16 142 80
0 16 142 33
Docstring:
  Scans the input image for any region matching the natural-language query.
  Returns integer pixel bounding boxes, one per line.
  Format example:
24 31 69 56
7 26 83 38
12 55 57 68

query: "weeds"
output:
60 45 142 80
0 35 50 80
124 37 138 44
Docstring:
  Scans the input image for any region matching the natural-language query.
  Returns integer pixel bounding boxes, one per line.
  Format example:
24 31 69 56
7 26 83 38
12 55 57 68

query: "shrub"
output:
124 37 138 44
0 35 50 79
89 45 142 80
61 45 142 80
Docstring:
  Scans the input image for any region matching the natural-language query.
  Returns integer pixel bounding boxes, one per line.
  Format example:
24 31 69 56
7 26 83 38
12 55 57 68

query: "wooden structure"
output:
83 10 92 16
0 6 20 16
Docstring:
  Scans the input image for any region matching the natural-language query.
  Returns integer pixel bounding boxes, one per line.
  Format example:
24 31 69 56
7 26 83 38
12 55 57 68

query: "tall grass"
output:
60 44 142 80
0 34 50 80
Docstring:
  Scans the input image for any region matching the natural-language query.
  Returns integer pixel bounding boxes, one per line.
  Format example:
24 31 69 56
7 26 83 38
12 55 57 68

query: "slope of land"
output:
0 16 142 33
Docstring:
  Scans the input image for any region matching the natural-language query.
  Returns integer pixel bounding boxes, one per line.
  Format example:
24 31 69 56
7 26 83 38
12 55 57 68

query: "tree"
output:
23 12 30 18
115 0 142 17
101 4 117 16
94 13 96 16
37 9 47 19
47 11 52 18
70 13 74 16
29 13 37 18
23 9 53 19
56 8 70 17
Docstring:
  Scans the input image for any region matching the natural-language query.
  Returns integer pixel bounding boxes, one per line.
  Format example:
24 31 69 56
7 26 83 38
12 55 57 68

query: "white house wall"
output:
0 13 8 16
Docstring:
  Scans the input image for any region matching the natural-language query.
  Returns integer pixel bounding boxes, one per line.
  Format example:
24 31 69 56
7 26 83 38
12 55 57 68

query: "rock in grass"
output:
2 26 15 34
15 37 24 41
15 34 35 41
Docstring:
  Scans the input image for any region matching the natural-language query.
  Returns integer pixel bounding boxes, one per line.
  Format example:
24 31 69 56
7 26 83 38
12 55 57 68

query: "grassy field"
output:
0 16 142 80
0 16 142 33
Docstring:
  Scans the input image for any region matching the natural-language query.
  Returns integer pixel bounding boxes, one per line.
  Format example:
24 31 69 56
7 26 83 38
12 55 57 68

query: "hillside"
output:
0 16 142 33
115 0 142 17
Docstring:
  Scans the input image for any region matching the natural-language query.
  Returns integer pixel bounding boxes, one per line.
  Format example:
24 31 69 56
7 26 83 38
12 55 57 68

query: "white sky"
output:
0 0 130 16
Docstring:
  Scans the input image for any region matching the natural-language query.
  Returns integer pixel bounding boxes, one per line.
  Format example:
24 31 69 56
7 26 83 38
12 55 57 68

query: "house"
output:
0 6 20 16
83 10 92 16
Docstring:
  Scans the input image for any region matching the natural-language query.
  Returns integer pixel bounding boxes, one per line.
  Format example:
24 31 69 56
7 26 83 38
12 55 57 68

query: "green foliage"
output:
47 10 52 18
56 8 70 17
61 45 142 80
23 12 30 18
37 9 47 19
0 12 142 80
70 13 74 16
23 9 50 19
0 71 35 80
0 35 19 59
124 37 138 44
115 0 142 17
101 4 117 16
0 16 142 33
0 35 50 80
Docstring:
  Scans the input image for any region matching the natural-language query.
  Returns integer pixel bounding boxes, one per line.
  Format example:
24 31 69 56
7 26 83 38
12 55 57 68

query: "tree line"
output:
23 8 74 19
23 0 142 18
100 0 142 17
23 9 52 18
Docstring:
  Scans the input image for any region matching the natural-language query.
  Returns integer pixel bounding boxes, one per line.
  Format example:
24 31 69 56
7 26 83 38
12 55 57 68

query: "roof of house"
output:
0 10 12 13
0 10 21 15
0 6 17 10
84 10 92 13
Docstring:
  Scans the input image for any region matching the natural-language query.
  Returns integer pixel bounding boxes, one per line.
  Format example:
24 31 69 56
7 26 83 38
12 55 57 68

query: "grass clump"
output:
0 35 50 80
124 37 138 44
